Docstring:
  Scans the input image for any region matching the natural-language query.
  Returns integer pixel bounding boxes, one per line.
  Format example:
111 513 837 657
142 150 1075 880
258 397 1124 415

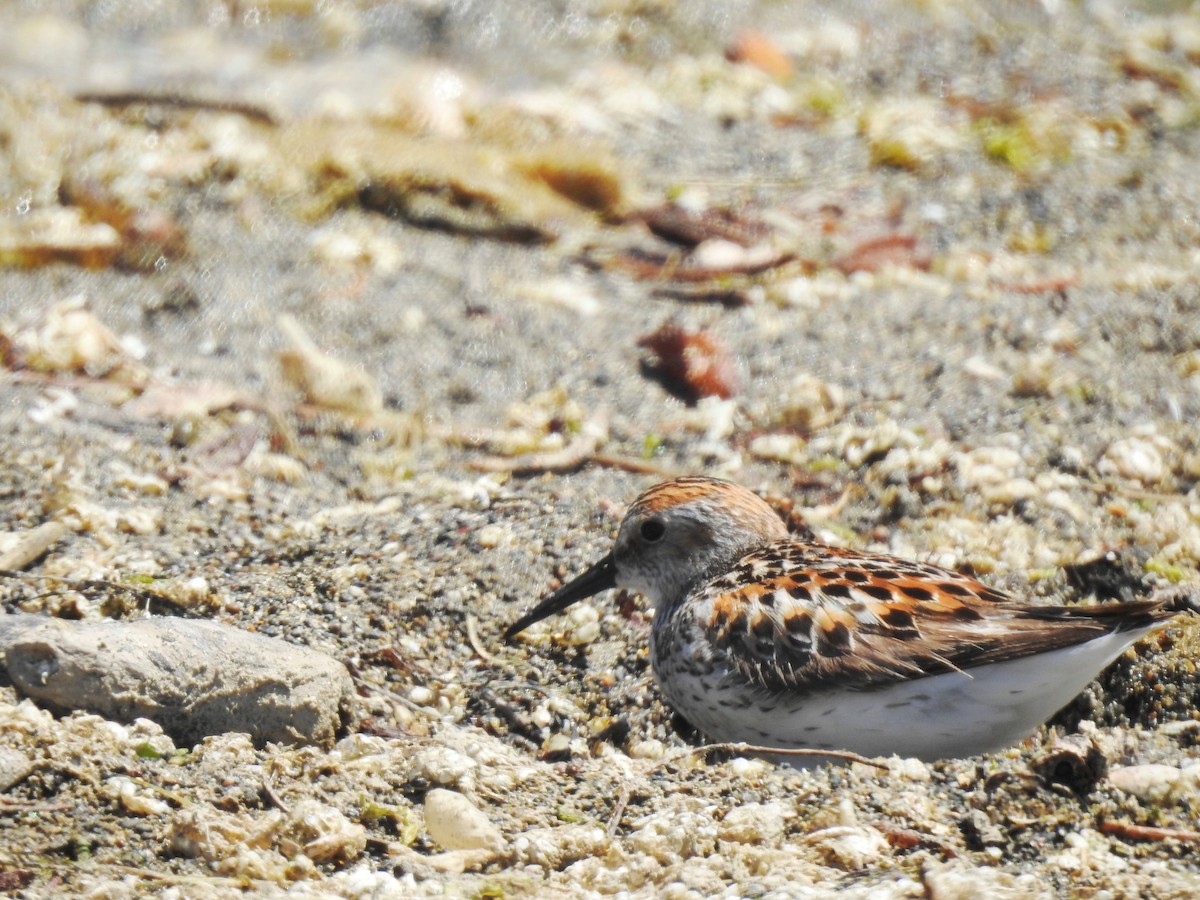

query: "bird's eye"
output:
640 519 666 542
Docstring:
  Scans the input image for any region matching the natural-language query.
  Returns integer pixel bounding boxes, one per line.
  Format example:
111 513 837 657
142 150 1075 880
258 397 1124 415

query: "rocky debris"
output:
170 798 367 877
2 615 354 747
1030 733 1108 796
921 862 1045 899
1 296 149 387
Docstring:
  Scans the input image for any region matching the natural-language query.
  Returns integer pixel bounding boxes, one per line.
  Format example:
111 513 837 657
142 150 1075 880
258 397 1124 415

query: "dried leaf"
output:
832 234 929 274
638 323 738 405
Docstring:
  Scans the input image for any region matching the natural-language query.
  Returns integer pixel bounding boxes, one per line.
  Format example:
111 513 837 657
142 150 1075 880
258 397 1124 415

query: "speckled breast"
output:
648 601 775 744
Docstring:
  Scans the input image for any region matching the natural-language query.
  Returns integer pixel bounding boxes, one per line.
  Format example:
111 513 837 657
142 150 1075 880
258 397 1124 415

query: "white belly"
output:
654 625 1157 764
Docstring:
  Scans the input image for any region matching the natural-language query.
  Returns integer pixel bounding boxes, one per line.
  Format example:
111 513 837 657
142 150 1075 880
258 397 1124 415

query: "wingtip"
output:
1021 595 1180 631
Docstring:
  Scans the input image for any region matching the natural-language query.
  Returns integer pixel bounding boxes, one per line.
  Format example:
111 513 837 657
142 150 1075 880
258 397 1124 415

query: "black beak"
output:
504 554 618 641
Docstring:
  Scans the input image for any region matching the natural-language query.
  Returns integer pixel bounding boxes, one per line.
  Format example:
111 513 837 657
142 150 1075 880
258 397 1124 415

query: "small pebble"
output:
409 686 435 705
565 603 601 646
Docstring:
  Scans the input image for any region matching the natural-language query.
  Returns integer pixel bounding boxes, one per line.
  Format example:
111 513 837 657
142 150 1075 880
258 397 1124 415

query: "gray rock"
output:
3 616 354 747
0 613 53 653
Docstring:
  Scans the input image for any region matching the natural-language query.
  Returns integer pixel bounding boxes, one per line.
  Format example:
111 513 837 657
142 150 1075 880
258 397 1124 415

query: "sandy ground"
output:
1 0 1200 896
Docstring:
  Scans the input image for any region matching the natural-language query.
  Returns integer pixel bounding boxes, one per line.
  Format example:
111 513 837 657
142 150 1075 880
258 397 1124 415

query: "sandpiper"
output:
505 476 1177 763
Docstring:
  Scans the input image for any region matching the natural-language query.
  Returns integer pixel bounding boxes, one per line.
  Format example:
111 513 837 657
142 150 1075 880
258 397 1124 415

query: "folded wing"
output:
693 541 1173 693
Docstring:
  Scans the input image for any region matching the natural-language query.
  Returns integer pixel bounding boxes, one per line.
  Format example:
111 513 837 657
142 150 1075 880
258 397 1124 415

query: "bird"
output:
504 476 1179 764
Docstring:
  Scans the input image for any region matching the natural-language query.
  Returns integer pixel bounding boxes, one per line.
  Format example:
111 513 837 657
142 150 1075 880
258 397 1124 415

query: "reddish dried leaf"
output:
726 30 793 78
1119 52 1186 90
638 323 738 405
364 646 409 670
833 233 929 274
0 870 36 892
189 422 262 474
876 823 922 850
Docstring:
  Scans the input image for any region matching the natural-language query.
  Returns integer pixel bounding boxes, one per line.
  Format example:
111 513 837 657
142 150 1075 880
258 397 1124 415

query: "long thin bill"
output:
504 553 617 640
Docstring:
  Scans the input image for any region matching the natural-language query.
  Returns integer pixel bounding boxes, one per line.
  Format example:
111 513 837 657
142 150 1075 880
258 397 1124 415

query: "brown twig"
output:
0 799 74 813
109 865 259 887
1080 481 1185 503
1100 820 1200 842
990 274 1079 294
260 777 290 815
649 285 752 307
596 249 802 283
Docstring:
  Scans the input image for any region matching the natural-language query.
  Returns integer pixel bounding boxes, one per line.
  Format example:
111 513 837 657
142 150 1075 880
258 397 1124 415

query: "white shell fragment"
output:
800 824 890 870
773 373 847 432
105 775 170 816
287 799 368 864
277 313 383 416
718 800 792 844
423 788 506 852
